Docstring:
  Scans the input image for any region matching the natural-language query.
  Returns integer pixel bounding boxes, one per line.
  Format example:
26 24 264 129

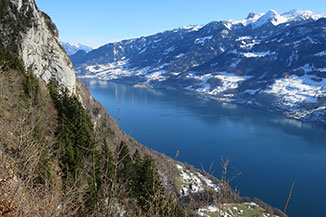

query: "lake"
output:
83 79 326 217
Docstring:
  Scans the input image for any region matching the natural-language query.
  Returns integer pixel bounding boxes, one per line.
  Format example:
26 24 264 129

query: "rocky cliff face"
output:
3 0 76 93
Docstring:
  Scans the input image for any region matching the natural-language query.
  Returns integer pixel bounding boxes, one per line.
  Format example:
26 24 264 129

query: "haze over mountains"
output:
60 41 93 55
70 9 326 125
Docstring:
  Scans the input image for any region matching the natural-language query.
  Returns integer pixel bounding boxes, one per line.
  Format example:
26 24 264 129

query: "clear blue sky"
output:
35 0 325 47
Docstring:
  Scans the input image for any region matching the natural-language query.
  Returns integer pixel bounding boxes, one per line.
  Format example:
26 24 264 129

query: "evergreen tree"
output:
48 83 95 184
116 141 132 183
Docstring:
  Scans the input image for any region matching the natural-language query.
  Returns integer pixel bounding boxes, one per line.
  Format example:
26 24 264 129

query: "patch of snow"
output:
295 64 326 73
315 51 326 57
79 61 156 81
240 40 261 49
176 164 204 196
145 71 166 82
186 72 251 96
242 51 276 58
176 164 219 196
175 53 186 58
153 39 162 43
139 47 147 54
195 35 213 45
236 36 253 41
212 72 251 94
196 205 230 217
287 51 299 66
177 25 203 32
265 74 326 107
196 172 219 191
230 59 241 68
305 36 318 44
244 89 261 95
171 72 181 76
163 46 175 55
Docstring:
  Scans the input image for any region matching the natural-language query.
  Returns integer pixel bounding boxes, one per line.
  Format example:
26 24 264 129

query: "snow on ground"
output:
175 53 186 58
176 164 218 196
79 61 155 81
315 51 326 57
231 49 275 57
145 71 167 82
176 164 204 196
265 74 326 107
82 61 132 80
196 172 219 191
185 72 251 96
236 36 253 41
195 35 213 45
230 59 241 68
244 89 261 95
196 205 222 217
213 72 251 93
287 51 299 66
242 51 276 58
240 40 261 49
164 46 175 55
196 203 277 217
294 64 326 73
139 47 147 54
153 38 162 43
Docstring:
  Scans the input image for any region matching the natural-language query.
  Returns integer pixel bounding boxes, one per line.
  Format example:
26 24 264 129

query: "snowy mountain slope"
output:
60 41 93 55
227 9 326 29
71 9 326 124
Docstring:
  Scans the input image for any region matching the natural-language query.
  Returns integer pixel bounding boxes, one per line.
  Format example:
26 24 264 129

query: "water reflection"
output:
83 79 326 217
85 79 326 148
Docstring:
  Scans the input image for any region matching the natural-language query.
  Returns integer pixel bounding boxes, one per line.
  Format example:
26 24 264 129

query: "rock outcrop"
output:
4 0 76 93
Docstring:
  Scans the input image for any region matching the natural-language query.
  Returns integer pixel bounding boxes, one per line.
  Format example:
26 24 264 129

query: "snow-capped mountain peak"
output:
227 12 264 28
60 41 93 56
252 9 286 28
281 9 326 22
227 9 326 29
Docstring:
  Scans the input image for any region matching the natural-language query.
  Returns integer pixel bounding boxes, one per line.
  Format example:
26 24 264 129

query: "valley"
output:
71 10 326 125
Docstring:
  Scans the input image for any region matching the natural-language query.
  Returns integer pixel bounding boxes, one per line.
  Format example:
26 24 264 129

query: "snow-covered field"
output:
176 164 219 196
265 74 326 107
79 61 155 81
185 72 251 96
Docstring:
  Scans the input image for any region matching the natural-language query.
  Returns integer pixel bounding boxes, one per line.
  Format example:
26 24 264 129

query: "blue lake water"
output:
83 79 326 217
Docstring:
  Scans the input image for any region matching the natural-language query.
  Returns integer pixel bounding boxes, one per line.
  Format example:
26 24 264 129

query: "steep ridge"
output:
71 10 326 125
0 0 76 93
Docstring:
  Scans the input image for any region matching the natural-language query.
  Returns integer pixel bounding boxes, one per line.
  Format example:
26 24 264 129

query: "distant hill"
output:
60 41 93 55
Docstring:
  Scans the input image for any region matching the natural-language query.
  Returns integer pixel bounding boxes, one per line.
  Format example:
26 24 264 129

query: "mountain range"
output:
60 41 93 55
71 9 326 125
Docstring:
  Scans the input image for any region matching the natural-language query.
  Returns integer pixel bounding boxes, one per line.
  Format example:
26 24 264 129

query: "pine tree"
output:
116 141 132 183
